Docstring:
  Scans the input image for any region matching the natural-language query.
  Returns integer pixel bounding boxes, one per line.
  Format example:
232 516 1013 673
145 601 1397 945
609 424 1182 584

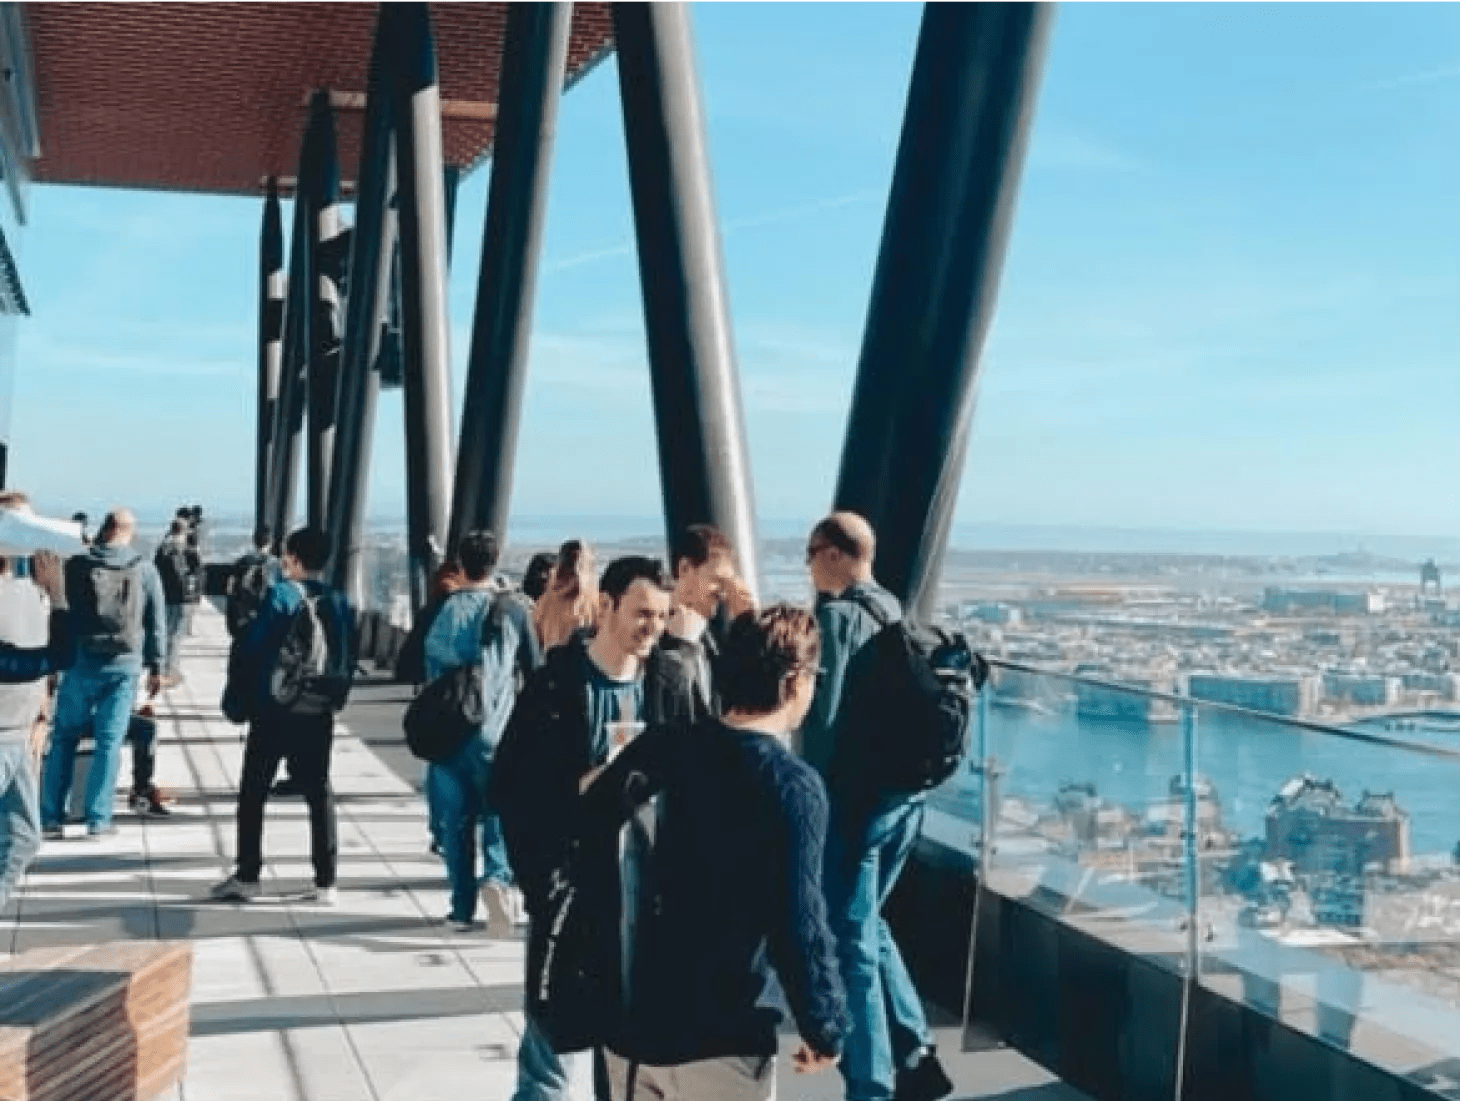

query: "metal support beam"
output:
307 90 346 532
832 2 1052 620
391 2 456 611
255 178 285 544
613 2 761 592
443 163 461 267
327 18 398 609
267 144 316 553
447 2 572 555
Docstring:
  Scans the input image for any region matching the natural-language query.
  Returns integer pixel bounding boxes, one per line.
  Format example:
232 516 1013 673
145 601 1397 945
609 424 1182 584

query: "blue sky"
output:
9 3 1460 550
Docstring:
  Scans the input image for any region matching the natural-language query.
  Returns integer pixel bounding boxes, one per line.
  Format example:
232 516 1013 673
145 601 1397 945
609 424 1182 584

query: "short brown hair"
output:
669 524 732 574
809 512 874 564
718 605 821 715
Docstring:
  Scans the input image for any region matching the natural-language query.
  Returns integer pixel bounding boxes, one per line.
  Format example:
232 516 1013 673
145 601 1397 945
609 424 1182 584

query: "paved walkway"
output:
1 605 1084 1101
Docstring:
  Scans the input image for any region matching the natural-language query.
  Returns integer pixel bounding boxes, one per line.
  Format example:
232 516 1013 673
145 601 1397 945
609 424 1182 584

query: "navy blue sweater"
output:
580 717 849 1065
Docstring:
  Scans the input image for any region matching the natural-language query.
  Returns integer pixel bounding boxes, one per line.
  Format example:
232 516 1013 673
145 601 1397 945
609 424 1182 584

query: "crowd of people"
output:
0 495 971 1101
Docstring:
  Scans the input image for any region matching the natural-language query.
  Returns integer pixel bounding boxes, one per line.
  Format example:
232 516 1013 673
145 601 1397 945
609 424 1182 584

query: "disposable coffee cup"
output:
605 720 647 763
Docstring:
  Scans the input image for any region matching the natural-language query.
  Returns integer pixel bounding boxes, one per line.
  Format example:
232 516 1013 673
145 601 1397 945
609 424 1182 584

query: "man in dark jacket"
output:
154 519 193 682
493 555 700 1101
212 526 353 906
580 604 846 1100
658 524 756 717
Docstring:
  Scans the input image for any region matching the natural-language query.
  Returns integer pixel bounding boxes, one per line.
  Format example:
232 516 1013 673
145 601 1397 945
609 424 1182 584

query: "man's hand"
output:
790 1043 837 1074
146 672 163 699
30 551 64 604
722 575 757 620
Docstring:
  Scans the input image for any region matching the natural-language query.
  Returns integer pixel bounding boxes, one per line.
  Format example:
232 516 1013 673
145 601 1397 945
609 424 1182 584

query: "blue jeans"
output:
824 794 934 1101
513 1012 593 1101
163 604 185 675
428 733 511 923
41 657 143 831
0 736 39 911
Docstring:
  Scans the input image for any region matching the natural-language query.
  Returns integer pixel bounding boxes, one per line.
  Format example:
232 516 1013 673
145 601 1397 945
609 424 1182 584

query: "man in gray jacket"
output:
0 548 75 910
40 508 165 839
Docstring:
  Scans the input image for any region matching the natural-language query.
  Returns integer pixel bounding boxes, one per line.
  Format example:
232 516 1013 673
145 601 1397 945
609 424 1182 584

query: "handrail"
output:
985 656 1460 762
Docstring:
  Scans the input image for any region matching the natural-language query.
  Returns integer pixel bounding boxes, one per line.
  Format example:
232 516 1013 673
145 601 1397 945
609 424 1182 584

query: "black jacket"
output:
657 627 721 716
492 635 702 909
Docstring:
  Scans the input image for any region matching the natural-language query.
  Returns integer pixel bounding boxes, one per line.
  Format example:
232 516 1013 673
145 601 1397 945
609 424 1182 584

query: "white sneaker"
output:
210 875 260 902
481 881 513 938
303 885 338 906
508 885 529 927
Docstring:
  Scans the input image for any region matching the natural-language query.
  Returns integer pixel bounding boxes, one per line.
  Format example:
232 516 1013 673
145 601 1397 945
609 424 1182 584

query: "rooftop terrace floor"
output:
1 605 1087 1101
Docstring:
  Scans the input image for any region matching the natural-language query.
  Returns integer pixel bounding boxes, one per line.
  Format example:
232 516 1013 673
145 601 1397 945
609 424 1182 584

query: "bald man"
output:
802 511 951 1101
40 508 166 839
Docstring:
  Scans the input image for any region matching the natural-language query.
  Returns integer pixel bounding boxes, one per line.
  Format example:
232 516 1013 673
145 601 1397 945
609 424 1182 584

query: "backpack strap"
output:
837 587 894 630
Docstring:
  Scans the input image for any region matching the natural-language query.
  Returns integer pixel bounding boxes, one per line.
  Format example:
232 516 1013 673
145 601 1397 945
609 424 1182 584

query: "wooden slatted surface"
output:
0 942 192 1101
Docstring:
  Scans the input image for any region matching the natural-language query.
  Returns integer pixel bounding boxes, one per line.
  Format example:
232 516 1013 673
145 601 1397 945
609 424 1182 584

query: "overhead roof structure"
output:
21 2 614 196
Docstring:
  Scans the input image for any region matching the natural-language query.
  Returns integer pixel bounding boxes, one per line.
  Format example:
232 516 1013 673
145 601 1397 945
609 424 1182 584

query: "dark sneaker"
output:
271 777 302 798
83 824 121 840
897 1048 954 1101
130 786 174 817
210 875 261 902
41 826 64 842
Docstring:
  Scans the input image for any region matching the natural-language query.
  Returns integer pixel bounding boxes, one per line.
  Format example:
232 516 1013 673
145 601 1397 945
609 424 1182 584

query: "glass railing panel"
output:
977 666 1192 974
1192 697 1460 1084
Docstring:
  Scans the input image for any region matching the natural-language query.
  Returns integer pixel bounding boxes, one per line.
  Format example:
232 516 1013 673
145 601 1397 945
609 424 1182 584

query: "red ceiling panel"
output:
23 2 614 195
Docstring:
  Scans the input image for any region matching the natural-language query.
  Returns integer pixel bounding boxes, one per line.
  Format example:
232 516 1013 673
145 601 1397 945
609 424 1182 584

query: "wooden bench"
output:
0 942 192 1101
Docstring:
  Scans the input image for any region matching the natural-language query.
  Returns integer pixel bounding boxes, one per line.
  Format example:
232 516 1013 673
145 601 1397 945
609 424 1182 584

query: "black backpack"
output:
267 583 350 715
226 555 273 638
835 592 988 795
402 594 511 762
75 556 146 658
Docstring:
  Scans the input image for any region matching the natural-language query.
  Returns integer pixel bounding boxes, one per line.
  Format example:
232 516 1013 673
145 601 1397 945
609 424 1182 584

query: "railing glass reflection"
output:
932 659 1460 1085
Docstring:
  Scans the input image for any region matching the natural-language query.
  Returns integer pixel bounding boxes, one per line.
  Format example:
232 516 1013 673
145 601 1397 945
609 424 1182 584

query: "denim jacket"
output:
424 587 540 749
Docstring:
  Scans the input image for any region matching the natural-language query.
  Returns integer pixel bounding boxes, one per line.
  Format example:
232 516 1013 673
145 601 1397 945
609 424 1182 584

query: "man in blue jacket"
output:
40 508 166 840
803 512 952 1101
580 604 847 1100
212 526 353 905
424 528 540 934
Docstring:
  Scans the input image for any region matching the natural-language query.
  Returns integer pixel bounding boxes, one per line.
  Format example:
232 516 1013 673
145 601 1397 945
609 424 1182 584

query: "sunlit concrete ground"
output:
1 604 1085 1101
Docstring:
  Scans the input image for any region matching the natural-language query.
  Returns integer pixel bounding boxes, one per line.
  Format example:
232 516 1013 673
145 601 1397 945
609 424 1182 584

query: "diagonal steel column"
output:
255 178 285 544
327 16 399 609
447 2 573 555
833 2 1052 620
267 132 317 553
306 90 347 532
390 2 456 612
613 2 761 593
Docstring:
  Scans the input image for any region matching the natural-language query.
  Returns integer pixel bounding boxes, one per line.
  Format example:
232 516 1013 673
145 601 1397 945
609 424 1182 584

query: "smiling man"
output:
493 555 701 1101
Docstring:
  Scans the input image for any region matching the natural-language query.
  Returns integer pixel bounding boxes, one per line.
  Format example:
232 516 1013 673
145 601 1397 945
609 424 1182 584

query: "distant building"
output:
964 601 1021 626
1322 673 1400 707
1187 673 1320 716
1264 774 1410 875
1400 672 1458 699
1262 588 1384 616
1421 559 1443 597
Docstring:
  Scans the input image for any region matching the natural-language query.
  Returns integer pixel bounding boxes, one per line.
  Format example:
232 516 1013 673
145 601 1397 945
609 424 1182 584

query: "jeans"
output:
235 711 337 888
41 657 143 831
428 733 510 922
0 736 39 911
824 794 933 1101
128 712 156 794
513 1012 594 1101
163 604 185 676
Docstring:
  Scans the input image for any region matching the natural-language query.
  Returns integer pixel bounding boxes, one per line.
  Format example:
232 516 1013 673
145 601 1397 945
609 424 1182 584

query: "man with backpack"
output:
39 508 166 840
803 512 965 1101
419 529 540 935
212 526 353 904
224 526 281 640
154 519 195 683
